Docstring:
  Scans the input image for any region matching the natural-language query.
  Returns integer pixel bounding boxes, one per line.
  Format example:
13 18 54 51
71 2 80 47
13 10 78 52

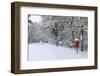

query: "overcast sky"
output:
29 15 42 23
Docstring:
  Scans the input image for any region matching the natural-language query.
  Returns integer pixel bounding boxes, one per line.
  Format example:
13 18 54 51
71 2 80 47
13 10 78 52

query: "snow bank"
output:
28 43 88 61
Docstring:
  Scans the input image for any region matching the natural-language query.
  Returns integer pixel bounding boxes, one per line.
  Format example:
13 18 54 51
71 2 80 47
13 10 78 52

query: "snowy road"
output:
28 43 88 61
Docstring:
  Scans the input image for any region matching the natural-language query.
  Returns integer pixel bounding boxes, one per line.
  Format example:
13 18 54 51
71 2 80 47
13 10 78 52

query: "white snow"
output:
28 43 88 61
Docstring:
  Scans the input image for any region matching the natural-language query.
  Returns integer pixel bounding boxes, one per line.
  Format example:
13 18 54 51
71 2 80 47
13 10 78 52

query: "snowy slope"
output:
28 43 88 61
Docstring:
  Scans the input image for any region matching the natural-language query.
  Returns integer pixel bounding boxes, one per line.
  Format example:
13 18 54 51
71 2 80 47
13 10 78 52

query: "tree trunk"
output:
70 17 74 48
81 25 84 52
81 30 83 51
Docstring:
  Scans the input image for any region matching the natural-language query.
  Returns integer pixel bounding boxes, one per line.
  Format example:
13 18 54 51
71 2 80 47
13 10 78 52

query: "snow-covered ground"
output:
28 43 88 61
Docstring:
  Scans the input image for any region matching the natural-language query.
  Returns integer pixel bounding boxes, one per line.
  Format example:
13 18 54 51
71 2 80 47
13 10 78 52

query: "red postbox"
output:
74 38 80 53
74 38 80 49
